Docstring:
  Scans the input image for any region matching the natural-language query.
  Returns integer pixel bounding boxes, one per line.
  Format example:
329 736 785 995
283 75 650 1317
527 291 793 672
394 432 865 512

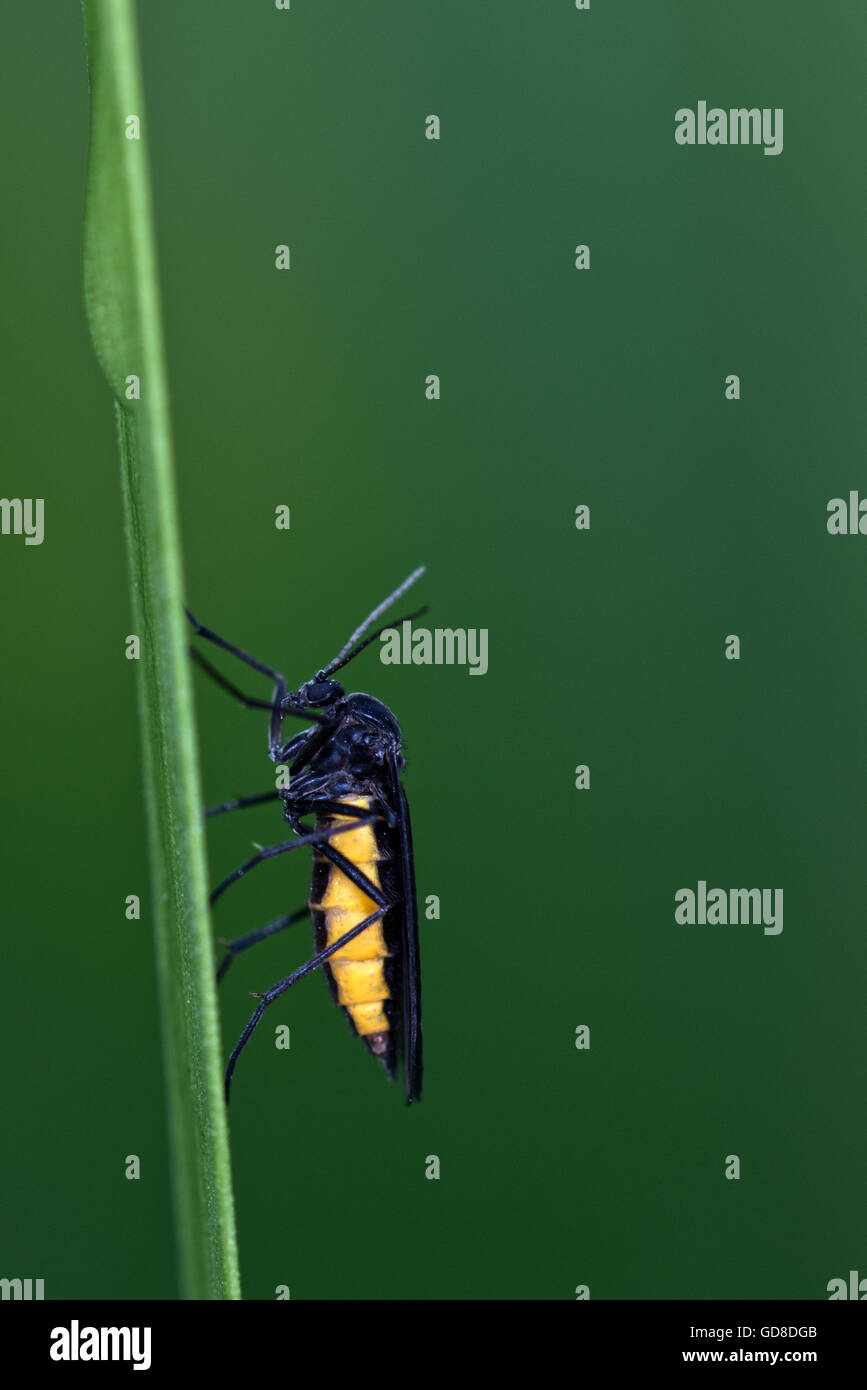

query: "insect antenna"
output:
315 565 427 680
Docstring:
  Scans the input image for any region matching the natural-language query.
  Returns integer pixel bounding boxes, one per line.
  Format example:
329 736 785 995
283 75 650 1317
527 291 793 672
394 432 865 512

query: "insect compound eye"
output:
300 679 344 706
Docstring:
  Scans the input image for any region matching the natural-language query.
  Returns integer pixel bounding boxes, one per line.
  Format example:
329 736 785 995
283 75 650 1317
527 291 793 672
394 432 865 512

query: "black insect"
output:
185 568 426 1105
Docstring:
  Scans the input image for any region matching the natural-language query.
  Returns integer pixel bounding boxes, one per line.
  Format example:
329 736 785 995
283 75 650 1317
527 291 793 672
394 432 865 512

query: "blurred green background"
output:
1 0 865 1300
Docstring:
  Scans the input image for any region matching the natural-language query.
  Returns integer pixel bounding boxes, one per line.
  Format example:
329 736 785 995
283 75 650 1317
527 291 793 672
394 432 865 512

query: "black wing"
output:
388 751 423 1103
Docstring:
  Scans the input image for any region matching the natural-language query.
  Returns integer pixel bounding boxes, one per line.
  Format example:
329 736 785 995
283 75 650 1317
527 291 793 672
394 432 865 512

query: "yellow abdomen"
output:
310 796 391 1040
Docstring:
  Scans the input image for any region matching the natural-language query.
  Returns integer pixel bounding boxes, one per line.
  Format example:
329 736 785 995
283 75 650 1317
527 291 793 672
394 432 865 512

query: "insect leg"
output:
205 790 281 819
224 906 387 1103
325 799 397 829
285 812 391 909
185 608 320 751
204 740 344 821
293 799 374 820
209 816 378 905
203 727 324 819
188 648 286 714
312 841 391 908
280 725 332 775
184 607 283 681
216 907 310 983
188 649 326 736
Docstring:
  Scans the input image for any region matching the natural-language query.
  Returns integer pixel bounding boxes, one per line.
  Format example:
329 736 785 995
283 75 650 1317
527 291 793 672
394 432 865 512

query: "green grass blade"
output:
81 0 241 1300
